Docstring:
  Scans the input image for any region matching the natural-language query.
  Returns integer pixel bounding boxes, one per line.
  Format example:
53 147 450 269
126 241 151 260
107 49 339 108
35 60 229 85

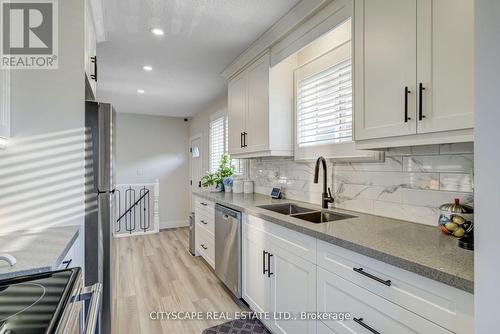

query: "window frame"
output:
209 110 246 176
294 39 380 162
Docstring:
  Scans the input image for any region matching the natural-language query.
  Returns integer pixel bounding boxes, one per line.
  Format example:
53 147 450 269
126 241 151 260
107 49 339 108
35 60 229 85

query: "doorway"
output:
190 135 202 212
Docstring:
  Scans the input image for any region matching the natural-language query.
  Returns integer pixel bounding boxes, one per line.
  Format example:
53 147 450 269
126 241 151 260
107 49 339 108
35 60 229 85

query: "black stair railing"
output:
115 186 151 234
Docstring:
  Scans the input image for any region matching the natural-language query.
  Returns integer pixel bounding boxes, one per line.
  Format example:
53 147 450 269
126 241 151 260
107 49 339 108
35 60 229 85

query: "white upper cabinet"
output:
354 0 417 140
85 0 97 99
245 55 271 154
227 51 295 158
354 0 474 148
416 0 474 133
227 71 247 155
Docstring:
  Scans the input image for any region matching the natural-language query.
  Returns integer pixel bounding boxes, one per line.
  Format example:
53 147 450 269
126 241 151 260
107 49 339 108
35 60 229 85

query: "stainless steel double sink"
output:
257 203 356 224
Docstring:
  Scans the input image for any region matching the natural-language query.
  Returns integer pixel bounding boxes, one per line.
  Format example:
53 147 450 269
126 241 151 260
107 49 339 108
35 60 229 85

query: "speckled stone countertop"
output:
0 226 80 281
193 191 474 293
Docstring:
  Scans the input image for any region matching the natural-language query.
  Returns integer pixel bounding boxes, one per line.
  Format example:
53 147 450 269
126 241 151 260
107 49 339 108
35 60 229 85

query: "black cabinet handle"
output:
353 267 391 286
243 132 248 148
404 86 411 122
419 82 426 121
200 220 207 225
240 132 244 148
200 202 207 206
90 56 97 81
263 250 268 275
353 318 380 334
267 253 273 277
201 244 208 250
62 259 72 269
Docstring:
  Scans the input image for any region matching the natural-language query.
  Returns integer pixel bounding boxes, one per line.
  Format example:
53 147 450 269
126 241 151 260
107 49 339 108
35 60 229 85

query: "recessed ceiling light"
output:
150 28 164 36
143 65 153 71
137 89 145 94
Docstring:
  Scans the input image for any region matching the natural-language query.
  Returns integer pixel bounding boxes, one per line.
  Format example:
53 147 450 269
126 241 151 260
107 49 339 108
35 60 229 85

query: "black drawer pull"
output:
267 253 273 277
404 86 411 122
353 267 391 286
200 244 208 250
263 250 268 275
200 202 208 206
353 317 380 334
200 220 207 225
419 82 426 121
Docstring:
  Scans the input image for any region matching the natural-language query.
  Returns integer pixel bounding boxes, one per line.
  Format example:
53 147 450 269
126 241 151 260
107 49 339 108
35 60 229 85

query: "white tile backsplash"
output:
248 144 474 225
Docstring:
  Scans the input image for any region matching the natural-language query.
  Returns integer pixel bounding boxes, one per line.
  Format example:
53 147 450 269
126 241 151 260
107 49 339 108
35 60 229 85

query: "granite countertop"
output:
0 225 80 281
193 191 474 293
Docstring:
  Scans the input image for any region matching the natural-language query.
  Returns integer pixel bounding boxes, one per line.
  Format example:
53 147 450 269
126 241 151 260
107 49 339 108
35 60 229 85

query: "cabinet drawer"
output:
317 240 473 333
196 224 215 268
318 267 452 334
245 215 316 263
195 210 214 235
195 198 215 216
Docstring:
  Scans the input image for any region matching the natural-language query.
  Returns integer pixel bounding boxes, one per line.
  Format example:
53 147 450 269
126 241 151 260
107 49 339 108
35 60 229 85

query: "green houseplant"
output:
201 153 235 192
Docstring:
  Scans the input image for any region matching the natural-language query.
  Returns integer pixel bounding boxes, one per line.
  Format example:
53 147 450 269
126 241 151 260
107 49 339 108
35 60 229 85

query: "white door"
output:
245 53 270 153
228 72 247 155
242 234 271 315
269 246 316 334
190 136 202 212
354 0 417 140
416 0 474 133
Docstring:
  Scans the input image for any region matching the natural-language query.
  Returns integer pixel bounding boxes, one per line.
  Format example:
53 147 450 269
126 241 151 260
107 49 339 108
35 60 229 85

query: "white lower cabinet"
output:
242 235 271 314
194 198 215 268
317 267 452 334
269 247 316 334
242 221 316 334
242 215 474 334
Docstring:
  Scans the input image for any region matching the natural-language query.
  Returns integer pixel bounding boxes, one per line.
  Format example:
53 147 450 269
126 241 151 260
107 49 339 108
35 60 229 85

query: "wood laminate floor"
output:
111 228 246 334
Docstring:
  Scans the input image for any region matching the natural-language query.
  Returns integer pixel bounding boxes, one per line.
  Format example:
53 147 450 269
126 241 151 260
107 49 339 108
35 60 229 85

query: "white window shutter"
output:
209 116 225 172
297 58 352 148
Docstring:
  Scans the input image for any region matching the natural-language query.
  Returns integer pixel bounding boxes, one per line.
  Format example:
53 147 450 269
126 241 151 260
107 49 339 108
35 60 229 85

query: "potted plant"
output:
201 153 235 192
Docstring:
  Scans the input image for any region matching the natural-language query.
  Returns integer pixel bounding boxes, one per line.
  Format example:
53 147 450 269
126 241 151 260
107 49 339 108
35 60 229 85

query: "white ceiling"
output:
97 0 300 117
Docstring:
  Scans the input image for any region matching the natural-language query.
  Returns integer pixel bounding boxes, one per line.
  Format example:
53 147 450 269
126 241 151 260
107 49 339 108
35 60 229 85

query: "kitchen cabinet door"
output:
242 234 271 315
268 246 316 334
85 1 97 98
245 53 270 154
416 0 474 133
228 71 247 155
0 69 10 141
354 0 417 140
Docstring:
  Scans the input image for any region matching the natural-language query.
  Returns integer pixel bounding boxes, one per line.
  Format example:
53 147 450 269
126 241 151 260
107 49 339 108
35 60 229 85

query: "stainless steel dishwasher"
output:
215 204 242 298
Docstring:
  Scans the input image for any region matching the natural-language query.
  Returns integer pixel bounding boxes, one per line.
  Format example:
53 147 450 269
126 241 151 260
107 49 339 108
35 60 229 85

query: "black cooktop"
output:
0 268 80 334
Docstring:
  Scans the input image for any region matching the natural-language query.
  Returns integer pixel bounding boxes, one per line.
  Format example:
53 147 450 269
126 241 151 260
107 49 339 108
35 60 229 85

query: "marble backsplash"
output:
248 143 474 226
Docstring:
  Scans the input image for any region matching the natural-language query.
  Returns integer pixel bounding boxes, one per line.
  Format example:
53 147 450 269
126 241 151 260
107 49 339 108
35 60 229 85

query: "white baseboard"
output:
160 220 188 229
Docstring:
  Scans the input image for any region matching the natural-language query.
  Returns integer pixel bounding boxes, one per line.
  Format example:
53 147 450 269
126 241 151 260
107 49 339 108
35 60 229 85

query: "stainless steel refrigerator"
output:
84 101 115 334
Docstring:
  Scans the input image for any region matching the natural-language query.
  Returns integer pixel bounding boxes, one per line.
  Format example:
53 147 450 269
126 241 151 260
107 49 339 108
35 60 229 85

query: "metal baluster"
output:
115 189 121 233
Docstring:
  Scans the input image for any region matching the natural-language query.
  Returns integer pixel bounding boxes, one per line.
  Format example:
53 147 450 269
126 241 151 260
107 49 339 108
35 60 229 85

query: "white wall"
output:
474 0 500 332
115 113 190 229
0 0 85 236
189 96 227 175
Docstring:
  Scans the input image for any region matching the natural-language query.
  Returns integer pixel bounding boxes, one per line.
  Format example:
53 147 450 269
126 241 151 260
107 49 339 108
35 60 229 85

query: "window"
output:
297 58 352 148
209 113 245 175
209 115 225 172
293 32 382 162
